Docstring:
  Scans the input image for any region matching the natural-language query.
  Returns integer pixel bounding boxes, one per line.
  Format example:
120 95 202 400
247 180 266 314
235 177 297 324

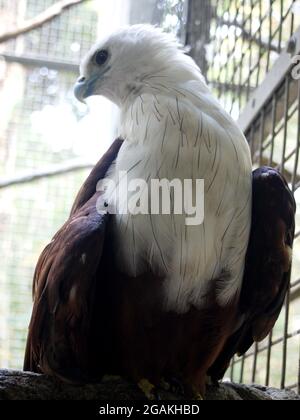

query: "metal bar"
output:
214 0 224 102
209 81 254 93
0 52 79 72
230 355 235 382
267 3 295 48
246 79 299 169
240 355 245 383
229 0 243 115
292 80 300 190
269 95 277 165
280 77 290 172
294 179 300 190
223 7 231 111
221 0 232 107
252 342 259 383
258 109 265 166
265 331 273 387
232 329 300 363
291 278 300 289
238 25 300 134
281 286 291 389
298 336 300 394
246 0 255 100
278 0 284 52
208 0 221 96
185 0 213 79
262 100 298 153
266 0 273 72
255 0 263 87
276 148 297 169
250 121 256 159
238 1 247 111
294 230 300 239
291 0 296 37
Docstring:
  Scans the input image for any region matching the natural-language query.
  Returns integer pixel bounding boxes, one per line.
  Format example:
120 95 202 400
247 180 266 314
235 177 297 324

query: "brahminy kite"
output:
24 25 296 399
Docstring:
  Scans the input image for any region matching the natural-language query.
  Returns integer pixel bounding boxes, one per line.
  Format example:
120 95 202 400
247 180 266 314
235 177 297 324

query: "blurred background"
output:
0 0 299 394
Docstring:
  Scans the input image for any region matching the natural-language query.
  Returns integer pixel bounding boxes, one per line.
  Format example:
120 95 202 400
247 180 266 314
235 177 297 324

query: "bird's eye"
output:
94 50 109 66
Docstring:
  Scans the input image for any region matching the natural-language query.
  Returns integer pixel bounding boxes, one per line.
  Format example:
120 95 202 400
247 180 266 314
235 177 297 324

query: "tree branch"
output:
0 0 90 44
219 18 279 53
0 160 95 189
1 370 299 400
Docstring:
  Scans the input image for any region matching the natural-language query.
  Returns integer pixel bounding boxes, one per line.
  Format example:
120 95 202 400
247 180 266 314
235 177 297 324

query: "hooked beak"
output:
74 77 89 103
74 74 98 103
74 67 110 103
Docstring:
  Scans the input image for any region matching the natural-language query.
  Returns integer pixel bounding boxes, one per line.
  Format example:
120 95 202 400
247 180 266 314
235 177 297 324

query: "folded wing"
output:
24 139 123 381
209 166 296 380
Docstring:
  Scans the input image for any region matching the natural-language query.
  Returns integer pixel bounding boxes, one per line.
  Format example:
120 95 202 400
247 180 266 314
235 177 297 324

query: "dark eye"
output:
94 50 109 66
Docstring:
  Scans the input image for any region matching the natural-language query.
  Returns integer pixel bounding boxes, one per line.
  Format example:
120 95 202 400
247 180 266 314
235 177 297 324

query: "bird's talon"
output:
138 379 158 400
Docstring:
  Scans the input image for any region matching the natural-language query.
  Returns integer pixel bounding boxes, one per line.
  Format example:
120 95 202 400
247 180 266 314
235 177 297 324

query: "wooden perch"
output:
0 0 90 44
0 370 299 400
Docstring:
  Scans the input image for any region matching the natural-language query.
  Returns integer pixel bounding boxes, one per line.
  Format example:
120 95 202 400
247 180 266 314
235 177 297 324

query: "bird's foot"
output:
138 379 160 400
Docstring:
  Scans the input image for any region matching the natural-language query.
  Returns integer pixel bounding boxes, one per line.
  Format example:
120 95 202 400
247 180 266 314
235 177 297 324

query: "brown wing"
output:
24 139 123 381
209 167 296 381
71 138 123 216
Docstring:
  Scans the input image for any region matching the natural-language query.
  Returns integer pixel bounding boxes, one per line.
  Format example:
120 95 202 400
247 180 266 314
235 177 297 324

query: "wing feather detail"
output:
209 166 296 380
24 139 123 380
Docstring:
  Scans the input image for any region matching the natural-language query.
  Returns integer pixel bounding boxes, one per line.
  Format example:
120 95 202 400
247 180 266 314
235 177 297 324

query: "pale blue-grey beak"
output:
74 73 100 103
74 76 90 103
74 67 111 103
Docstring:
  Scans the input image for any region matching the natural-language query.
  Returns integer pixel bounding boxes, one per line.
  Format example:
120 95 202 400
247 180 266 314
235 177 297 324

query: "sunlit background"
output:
0 0 299 393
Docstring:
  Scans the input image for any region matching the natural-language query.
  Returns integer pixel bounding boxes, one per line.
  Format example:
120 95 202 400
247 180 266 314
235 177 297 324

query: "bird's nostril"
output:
77 76 86 83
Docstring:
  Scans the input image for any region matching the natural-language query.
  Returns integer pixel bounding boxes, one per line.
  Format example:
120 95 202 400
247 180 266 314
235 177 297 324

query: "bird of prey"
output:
24 25 296 399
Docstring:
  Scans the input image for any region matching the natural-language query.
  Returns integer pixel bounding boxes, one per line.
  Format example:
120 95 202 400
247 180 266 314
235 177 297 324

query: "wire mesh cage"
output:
0 0 187 371
230 72 300 393
0 0 299 395
205 0 300 393
207 0 300 117
0 0 100 369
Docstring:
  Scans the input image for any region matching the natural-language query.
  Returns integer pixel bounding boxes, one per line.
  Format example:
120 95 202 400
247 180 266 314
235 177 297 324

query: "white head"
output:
74 24 202 107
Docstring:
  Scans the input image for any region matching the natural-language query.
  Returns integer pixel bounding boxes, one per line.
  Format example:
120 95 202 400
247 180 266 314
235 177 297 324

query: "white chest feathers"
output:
102 84 252 313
